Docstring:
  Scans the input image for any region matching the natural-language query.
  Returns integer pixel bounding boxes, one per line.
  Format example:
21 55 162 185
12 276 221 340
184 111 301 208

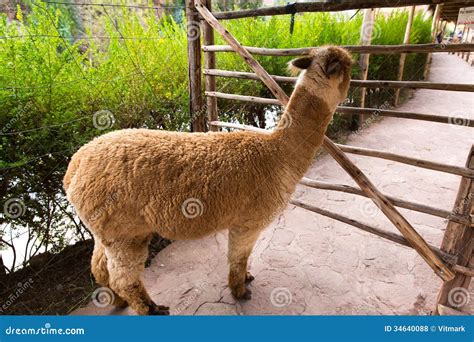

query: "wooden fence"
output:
186 0 474 315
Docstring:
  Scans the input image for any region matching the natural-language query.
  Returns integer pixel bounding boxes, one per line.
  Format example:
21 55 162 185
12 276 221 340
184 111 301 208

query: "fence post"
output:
460 26 468 58
441 20 447 34
202 0 218 131
435 145 474 314
466 34 473 65
186 0 206 132
423 4 440 79
464 29 471 62
355 8 375 129
394 6 415 106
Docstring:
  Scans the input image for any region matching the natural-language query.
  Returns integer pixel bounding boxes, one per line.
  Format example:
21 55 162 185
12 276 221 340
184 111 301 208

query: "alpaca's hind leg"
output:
91 239 127 307
105 235 169 315
91 239 109 286
227 227 261 300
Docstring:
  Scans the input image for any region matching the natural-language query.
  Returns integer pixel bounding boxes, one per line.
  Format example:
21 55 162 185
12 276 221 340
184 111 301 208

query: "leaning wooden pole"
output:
186 0 206 132
394 6 415 106
194 0 454 281
435 145 474 314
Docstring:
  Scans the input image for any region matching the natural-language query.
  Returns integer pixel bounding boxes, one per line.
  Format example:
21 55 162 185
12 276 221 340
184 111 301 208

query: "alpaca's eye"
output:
325 60 342 76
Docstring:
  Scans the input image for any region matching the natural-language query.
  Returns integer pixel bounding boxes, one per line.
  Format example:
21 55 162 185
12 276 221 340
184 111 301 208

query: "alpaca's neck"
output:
271 84 334 182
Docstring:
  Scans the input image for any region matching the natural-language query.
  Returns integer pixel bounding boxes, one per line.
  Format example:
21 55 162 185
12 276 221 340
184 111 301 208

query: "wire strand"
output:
0 34 166 40
43 1 184 10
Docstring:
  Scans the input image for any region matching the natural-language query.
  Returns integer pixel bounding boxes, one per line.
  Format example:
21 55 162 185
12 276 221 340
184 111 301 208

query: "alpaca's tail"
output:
63 153 81 193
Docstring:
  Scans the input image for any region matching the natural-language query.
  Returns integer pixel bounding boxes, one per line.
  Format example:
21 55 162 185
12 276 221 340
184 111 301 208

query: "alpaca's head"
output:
289 46 353 109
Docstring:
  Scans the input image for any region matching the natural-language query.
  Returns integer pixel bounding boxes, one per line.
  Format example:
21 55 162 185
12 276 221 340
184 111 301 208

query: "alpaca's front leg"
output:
227 226 261 300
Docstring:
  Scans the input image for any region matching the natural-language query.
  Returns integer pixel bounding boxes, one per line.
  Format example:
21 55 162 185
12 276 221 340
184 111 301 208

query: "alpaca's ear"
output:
288 56 312 75
291 56 312 69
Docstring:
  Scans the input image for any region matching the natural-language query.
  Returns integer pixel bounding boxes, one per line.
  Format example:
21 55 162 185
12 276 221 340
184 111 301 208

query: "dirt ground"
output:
0 235 170 315
68 53 471 316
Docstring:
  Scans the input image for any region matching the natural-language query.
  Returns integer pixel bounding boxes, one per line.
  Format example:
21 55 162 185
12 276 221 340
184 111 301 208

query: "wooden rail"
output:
299 178 471 225
204 69 474 92
205 91 474 128
452 265 474 277
350 80 474 92
195 0 455 281
337 106 474 127
336 144 474 178
209 120 268 133
206 91 280 105
203 43 474 55
212 1 448 20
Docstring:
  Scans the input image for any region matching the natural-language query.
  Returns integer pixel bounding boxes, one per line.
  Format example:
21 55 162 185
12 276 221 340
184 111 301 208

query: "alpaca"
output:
63 46 352 315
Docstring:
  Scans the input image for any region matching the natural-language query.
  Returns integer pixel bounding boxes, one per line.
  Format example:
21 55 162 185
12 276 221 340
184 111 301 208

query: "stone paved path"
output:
73 53 473 316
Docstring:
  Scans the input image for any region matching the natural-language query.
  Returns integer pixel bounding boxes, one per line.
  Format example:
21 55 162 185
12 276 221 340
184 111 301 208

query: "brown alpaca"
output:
63 46 352 315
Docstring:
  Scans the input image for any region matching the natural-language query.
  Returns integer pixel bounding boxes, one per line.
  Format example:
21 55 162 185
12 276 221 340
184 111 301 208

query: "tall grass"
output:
215 11 431 116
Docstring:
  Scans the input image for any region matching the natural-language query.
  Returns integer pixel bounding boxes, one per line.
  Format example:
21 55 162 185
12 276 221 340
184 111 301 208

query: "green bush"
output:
0 2 432 269
1 2 190 265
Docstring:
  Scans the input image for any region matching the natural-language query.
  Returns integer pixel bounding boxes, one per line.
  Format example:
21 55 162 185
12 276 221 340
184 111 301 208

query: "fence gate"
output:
186 0 474 315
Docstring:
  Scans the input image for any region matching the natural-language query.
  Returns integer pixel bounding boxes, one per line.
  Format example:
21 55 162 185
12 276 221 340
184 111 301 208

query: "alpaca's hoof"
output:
241 288 252 300
245 272 255 284
231 286 252 300
112 296 128 308
148 304 170 315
